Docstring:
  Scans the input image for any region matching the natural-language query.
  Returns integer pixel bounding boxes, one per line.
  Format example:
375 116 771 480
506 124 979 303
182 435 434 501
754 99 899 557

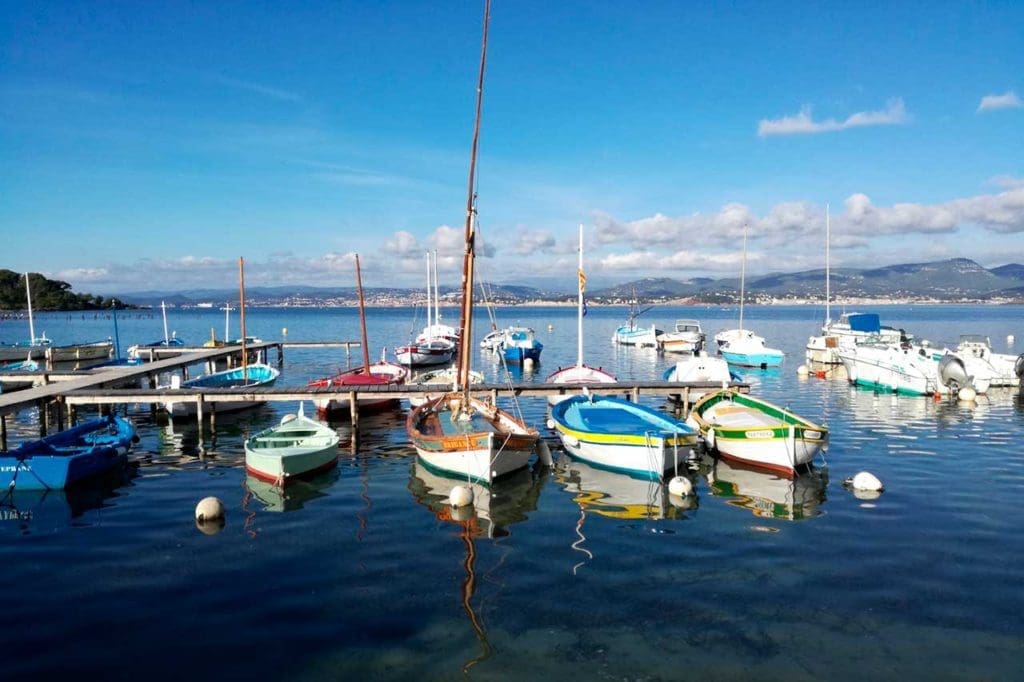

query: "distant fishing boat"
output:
128 301 187 360
687 389 827 476
406 2 539 485
500 326 543 365
308 254 407 413
0 415 136 491
956 335 1020 387
662 351 737 401
611 294 661 347
658 319 705 354
244 404 340 486
0 273 51 361
160 258 279 415
408 366 484 408
396 252 457 367
548 393 697 481
715 224 784 368
836 341 993 396
546 223 615 404
47 339 115 363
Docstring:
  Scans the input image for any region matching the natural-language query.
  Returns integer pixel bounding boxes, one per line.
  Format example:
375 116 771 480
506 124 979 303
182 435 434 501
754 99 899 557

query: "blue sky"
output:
2 1 1022 294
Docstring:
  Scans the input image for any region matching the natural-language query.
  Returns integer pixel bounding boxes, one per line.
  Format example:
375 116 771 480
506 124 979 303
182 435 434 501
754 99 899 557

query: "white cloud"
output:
989 175 1024 190
382 230 421 257
977 91 1023 112
511 229 556 255
757 98 908 137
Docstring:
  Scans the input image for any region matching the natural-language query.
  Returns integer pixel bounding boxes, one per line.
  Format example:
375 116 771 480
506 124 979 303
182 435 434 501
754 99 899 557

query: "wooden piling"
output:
38 399 47 436
196 396 205 455
1 414 7 450
349 392 359 452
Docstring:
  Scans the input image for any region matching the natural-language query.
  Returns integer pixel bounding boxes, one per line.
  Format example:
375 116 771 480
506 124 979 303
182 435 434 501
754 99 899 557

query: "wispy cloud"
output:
214 75 301 102
977 91 1023 112
757 98 908 137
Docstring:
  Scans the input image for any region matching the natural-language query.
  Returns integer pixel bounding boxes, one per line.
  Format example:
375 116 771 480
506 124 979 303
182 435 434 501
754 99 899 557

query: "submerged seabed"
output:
2 305 1023 679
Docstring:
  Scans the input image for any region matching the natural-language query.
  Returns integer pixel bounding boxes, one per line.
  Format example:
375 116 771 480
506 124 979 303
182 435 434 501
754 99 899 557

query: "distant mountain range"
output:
114 258 1024 307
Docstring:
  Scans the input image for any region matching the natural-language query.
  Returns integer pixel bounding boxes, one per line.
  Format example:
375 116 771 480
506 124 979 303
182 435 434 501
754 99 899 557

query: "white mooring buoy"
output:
957 386 977 403
195 496 226 534
844 471 884 500
523 358 535 371
668 476 694 497
797 364 809 377
449 485 474 508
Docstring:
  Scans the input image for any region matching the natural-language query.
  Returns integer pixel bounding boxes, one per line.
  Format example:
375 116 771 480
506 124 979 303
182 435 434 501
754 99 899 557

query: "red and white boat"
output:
308 255 408 414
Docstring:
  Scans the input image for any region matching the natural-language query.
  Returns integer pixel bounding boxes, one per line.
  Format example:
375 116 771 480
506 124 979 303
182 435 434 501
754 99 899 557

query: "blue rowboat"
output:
548 394 697 480
501 326 543 365
161 363 280 415
0 415 137 490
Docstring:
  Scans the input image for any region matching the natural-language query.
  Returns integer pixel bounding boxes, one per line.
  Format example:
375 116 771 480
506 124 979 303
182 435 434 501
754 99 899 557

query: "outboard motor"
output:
937 353 971 392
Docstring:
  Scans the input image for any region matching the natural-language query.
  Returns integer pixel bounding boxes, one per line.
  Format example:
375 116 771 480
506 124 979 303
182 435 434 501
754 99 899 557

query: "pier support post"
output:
1 414 7 451
277 343 284 368
631 386 640 403
69 404 77 426
491 389 498 405
39 399 48 437
196 396 205 455
56 397 65 431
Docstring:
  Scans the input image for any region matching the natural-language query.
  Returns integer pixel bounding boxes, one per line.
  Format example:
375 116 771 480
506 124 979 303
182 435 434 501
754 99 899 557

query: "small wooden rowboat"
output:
0 415 137 490
244 404 340 485
686 390 827 476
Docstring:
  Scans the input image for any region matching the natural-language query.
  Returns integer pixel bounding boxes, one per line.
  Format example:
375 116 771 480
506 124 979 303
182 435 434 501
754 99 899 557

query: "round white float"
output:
668 476 693 497
195 496 225 522
797 364 809 377
449 485 474 508
847 471 884 492
957 387 977 403
523 358 534 371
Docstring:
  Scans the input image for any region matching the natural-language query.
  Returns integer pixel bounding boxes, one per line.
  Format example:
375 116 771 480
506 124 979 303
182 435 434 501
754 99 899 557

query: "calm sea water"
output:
2 304 1023 680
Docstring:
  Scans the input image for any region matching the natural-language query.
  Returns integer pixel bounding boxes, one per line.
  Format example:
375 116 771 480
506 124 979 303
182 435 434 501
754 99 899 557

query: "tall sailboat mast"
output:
24 273 36 343
239 257 248 379
576 223 584 368
432 249 442 332
161 301 169 345
456 0 490 393
355 254 371 370
825 202 831 324
739 224 747 332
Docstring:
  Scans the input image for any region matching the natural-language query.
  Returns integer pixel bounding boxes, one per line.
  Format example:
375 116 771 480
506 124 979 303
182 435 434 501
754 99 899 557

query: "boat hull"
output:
613 326 661 347
502 343 543 365
687 390 827 476
550 395 697 481
163 363 280 415
244 417 339 485
407 395 538 485
0 416 135 490
545 364 617 405
308 362 407 413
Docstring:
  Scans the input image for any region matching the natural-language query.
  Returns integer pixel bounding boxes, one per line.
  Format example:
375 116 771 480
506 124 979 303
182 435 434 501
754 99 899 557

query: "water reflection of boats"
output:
702 456 827 521
0 470 130 534
554 456 692 522
408 457 544 673
408 460 541 538
243 469 339 513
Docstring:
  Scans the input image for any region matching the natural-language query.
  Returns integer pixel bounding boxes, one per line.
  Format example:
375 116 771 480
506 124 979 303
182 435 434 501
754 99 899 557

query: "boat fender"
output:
449 485 474 508
705 428 716 451
668 475 693 497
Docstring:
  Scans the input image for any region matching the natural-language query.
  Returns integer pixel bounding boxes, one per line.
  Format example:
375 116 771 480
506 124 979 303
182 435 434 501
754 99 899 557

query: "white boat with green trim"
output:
548 394 697 481
687 389 828 476
244 404 340 486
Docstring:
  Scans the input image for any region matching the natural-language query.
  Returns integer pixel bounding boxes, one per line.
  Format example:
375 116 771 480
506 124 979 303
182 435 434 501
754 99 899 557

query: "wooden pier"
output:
0 341 748 451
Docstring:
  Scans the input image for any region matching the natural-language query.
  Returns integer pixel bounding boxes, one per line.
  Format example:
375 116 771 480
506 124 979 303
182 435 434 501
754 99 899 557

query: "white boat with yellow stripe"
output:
548 394 697 481
686 390 827 476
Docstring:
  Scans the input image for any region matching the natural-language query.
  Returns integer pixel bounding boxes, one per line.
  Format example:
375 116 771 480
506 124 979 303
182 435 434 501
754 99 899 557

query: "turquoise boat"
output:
161 363 280 415
0 415 136 491
548 394 697 480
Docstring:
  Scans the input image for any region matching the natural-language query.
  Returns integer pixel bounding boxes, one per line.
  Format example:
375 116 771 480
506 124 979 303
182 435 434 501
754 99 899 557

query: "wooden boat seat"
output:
709 405 779 428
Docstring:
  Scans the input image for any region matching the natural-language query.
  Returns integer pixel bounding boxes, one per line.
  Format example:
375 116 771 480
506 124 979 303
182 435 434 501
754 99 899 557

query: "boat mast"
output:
24 272 36 344
825 202 831 324
161 301 169 345
425 251 433 341
238 257 248 380
576 223 584 367
739 223 747 332
432 249 442 333
456 0 490 394
355 254 371 370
